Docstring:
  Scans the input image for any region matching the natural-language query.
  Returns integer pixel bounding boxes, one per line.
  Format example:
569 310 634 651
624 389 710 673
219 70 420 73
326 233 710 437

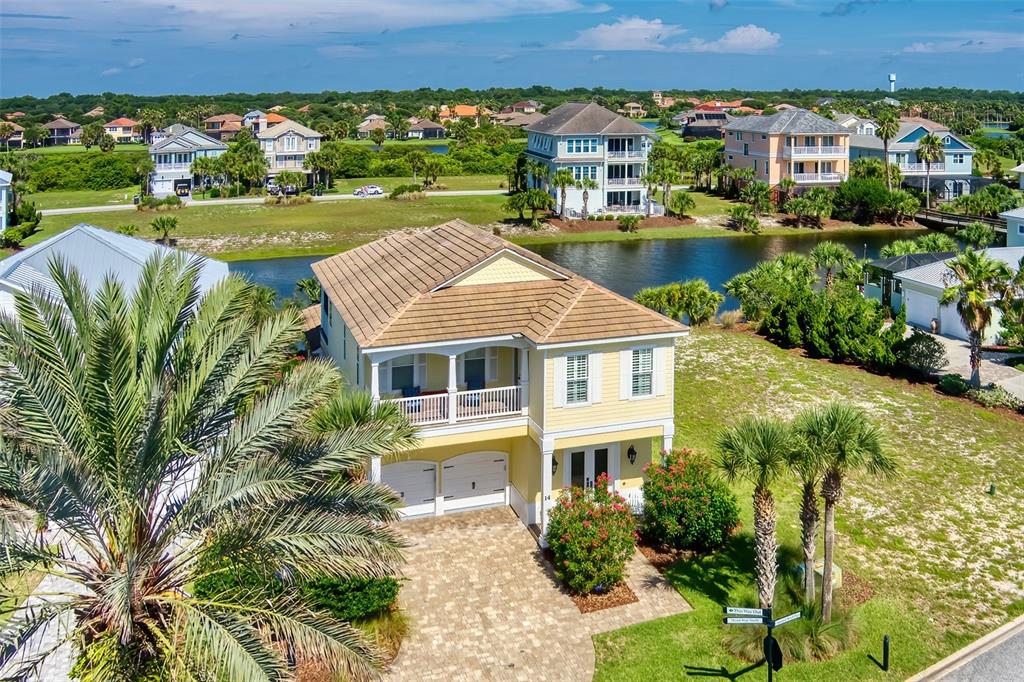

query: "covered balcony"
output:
898 162 945 175
794 172 845 184
370 345 529 427
785 145 846 157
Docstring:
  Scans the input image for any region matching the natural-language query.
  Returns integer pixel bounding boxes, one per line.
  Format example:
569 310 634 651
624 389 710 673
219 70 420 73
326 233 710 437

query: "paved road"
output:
925 332 1024 400
39 188 508 216
940 628 1024 681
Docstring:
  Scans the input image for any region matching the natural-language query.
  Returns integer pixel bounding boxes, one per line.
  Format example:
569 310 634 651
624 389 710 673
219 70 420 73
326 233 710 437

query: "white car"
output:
362 184 384 196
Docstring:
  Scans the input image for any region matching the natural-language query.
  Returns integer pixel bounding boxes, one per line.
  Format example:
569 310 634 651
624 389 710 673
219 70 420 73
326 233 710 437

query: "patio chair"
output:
401 385 422 413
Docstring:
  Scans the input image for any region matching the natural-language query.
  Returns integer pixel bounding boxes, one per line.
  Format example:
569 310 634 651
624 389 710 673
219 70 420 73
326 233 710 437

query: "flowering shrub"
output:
546 473 636 595
641 448 740 551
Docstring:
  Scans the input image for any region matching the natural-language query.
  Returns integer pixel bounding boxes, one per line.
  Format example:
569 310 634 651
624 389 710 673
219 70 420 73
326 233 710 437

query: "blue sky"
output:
1 0 1021 97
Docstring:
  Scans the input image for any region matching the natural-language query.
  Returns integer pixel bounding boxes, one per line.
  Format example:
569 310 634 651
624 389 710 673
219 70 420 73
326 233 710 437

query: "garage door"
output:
904 289 937 331
939 304 969 340
382 461 436 518
442 452 508 512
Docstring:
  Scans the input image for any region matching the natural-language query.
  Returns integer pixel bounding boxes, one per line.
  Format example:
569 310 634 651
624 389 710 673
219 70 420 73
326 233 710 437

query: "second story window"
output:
631 348 653 397
307 139 316 150
952 153 964 164
565 353 589 404
567 137 599 154
743 143 749 156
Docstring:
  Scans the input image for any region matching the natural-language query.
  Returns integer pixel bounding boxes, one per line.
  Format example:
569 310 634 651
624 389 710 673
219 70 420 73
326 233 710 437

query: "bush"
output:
939 373 969 396
137 194 183 211
641 449 739 551
25 151 147 192
634 279 724 326
728 205 760 234
264 195 312 206
207 186 221 198
832 178 890 224
966 385 1024 411
115 224 138 236
618 214 641 233
546 475 636 595
718 309 744 328
388 183 424 199
894 329 948 376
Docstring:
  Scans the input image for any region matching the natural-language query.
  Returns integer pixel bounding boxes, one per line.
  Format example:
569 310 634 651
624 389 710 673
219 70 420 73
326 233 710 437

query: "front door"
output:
565 446 615 489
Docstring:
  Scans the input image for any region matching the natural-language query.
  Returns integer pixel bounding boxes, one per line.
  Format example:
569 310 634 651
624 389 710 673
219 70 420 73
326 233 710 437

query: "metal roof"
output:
1000 207 1024 220
869 251 955 274
722 108 847 135
525 102 655 137
897 247 1024 290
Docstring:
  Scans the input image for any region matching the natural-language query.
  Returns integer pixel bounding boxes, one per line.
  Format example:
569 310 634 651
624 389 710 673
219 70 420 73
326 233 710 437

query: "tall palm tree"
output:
806 402 893 622
551 168 576 220
809 241 855 291
940 249 1012 386
874 108 900 192
577 177 599 220
526 159 549 190
790 410 829 606
0 256 411 681
136 107 165 144
716 417 793 609
916 133 944 210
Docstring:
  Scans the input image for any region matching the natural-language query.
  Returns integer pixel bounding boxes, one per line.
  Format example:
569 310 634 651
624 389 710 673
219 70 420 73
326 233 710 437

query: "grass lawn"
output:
340 138 447 149
14 144 147 155
30 194 509 261
331 174 505 193
595 328 1024 680
0 570 44 627
25 186 138 210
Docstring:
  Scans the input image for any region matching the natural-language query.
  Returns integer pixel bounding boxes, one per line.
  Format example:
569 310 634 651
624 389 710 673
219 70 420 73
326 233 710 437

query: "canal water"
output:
230 229 910 309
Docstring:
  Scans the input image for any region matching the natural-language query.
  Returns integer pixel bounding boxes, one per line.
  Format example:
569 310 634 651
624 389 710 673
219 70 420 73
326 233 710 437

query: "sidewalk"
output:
925 332 1024 401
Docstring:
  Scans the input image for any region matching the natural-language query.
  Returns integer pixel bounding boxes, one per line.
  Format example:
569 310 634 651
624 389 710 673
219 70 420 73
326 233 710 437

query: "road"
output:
38 188 508 216
940 628 1024 681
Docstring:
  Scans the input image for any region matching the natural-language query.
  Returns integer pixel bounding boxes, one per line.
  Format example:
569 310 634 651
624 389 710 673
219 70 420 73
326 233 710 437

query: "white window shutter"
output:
654 346 666 396
415 354 426 389
486 347 498 382
553 355 567 408
588 353 602 404
619 350 631 400
456 354 465 388
381 361 392 393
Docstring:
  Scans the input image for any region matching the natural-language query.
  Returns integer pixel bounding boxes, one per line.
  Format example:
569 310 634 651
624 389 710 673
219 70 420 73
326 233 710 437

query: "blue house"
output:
1002 207 1024 248
845 118 976 200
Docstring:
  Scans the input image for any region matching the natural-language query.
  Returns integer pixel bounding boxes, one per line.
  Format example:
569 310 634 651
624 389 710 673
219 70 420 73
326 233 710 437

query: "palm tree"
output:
136 107 165 144
874 108 900 192
526 159 549 189
716 417 793 609
406 149 427 182
190 155 217 198
0 122 14 151
551 168 576 220
577 177 599 219
806 402 893 622
789 410 829 606
150 215 177 244
940 249 1012 386
296 276 322 305
809 241 855 291
916 133 944 209
0 256 410 681
523 188 554 228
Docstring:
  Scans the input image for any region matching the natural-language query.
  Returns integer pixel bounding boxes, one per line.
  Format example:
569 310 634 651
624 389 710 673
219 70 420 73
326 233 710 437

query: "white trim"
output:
509 484 537 525
654 345 666 397
544 416 675 442
432 248 568 291
415 415 528 437
365 335 525 358
535 331 686 350
588 352 602 404
553 354 567 408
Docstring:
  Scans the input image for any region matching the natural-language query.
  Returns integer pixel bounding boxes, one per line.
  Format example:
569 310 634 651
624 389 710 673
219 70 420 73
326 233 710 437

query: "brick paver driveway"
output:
386 507 595 681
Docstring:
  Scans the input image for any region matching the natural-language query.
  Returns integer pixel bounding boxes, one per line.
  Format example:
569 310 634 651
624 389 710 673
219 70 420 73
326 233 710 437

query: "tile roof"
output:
104 117 138 127
525 102 654 137
204 113 243 123
266 113 287 123
897 247 1024 290
722 108 848 135
311 220 685 349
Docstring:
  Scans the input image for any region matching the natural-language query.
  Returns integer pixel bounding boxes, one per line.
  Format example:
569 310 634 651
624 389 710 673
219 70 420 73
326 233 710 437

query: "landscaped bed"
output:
594 327 1024 681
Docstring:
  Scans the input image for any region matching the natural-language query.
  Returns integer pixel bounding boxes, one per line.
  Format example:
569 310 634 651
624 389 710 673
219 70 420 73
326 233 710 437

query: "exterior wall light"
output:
627 445 637 465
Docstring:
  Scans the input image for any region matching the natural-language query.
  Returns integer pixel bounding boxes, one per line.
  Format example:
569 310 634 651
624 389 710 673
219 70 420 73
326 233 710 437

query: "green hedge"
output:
26 151 147 191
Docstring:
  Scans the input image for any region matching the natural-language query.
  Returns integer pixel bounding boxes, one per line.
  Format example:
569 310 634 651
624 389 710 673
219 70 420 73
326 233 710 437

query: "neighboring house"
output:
242 110 285 134
0 170 11 233
617 102 647 118
721 108 850 188
267 105 286 113
406 117 446 139
356 118 388 139
815 97 836 107
1010 163 1024 191
1002 207 1024 248
492 112 546 129
297 104 311 113
502 100 543 114
257 120 323 181
847 118 976 199
864 251 955 313
4 112 26 120
652 91 675 108
148 124 227 198
202 113 244 141
311 220 686 531
896 247 1023 342
773 103 799 111
440 104 490 123
0 122 24 149
43 117 81 145
832 112 875 135
84 106 105 118
874 96 901 107
0 223 229 320
525 102 660 216
673 110 734 138
103 117 140 143
697 99 743 112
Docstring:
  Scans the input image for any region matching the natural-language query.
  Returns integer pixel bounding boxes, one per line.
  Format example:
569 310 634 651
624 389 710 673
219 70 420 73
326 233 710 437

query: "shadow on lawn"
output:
684 661 764 679
662 534 757 605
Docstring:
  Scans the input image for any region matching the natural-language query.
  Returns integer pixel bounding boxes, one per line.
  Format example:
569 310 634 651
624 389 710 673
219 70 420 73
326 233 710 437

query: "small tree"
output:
740 180 773 216
728 204 760 234
523 188 554 228
618 214 641 233
916 133 944 210
98 133 116 152
809 241 855 291
275 169 306 192
370 126 387 150
151 215 178 244
634 279 724 325
80 121 104 149
955 221 997 249
502 191 528 222
669 191 696 218
551 168 576 220
577 177 598 219
894 329 949 376
0 122 14 151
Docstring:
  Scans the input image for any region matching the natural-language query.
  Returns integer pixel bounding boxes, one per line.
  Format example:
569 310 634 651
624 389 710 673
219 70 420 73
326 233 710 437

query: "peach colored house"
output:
721 108 850 188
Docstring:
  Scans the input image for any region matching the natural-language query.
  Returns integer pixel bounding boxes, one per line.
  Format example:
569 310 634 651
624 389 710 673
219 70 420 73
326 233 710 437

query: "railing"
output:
455 386 522 421
793 172 845 183
388 393 449 426
788 145 845 156
606 177 643 186
153 163 191 171
604 203 665 216
915 208 1006 232
606 150 646 159
619 487 644 515
899 163 945 173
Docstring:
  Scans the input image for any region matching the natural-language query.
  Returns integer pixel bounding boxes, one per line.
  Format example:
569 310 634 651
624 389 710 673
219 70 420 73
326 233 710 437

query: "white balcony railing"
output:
606 177 644 186
787 145 845 156
793 172 845 184
606 150 646 159
604 202 665 216
386 386 523 426
898 163 945 174
154 163 191 171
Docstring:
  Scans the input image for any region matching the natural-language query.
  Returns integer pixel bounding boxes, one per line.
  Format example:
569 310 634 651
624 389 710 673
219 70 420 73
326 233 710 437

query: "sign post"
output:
722 606 801 682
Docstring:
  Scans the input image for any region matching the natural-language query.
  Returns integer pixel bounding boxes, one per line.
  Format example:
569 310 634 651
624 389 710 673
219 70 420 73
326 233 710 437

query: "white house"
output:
524 102 658 217
148 124 227 198
1002 207 1024 248
1011 163 1024 191
897 246 1023 342
256 120 323 182
0 169 11 234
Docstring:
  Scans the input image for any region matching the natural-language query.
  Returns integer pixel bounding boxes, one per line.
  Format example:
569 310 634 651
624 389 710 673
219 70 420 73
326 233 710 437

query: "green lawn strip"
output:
0 570 45 627
26 186 139 210
14 144 147 155
339 138 447 148
331 174 505 193
594 328 1024 679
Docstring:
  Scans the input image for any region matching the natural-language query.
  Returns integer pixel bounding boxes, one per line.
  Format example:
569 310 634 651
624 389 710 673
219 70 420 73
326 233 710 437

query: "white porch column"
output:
370 361 380 401
662 423 676 454
518 347 530 415
540 447 554 540
447 353 458 424
369 455 381 483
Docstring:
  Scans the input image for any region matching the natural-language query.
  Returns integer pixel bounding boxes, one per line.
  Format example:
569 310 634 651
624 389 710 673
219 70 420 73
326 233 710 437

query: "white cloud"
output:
127 57 145 67
101 67 122 76
100 56 145 76
688 24 780 52
709 0 728 9
586 2 613 12
560 16 687 51
903 31 1023 54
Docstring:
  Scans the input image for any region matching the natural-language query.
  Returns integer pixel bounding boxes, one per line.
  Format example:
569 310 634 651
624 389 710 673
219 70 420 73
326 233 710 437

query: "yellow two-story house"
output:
311 220 686 537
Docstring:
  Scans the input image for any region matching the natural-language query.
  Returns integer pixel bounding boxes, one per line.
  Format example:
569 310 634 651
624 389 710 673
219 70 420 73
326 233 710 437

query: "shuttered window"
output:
631 348 653 397
566 354 589 404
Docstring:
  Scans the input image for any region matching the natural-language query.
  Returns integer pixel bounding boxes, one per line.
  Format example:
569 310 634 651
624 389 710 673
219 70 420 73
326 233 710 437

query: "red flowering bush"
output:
641 448 740 551
546 473 636 595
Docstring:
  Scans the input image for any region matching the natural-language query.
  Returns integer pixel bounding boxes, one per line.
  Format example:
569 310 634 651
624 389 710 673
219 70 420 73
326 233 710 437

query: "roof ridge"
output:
366 290 427 345
536 279 591 343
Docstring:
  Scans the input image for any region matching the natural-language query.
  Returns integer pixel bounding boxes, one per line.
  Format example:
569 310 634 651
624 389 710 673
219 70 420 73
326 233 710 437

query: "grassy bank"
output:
595 328 1024 680
14 143 147 155
26 186 138 210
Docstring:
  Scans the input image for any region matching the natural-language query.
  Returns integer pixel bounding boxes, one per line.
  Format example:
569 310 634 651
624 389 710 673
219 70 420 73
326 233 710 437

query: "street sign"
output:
772 611 802 627
723 616 769 625
725 606 771 617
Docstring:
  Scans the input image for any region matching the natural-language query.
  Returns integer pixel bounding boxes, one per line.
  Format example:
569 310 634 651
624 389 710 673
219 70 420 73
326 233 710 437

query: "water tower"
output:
889 73 897 93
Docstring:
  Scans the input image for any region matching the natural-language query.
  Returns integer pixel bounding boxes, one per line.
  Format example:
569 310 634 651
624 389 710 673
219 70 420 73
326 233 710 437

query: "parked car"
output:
283 184 299 196
266 181 281 196
353 184 384 197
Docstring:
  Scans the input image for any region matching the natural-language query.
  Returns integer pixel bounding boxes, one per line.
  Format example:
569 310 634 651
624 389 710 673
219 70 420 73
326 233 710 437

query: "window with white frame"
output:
572 165 599 180
565 354 589 404
631 348 653 397
566 137 599 154
307 139 316 150
952 153 964 164
389 355 415 393
285 135 299 151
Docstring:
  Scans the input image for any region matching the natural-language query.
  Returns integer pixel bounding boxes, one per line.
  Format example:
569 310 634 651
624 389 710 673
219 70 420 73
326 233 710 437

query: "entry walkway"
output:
925 333 1024 400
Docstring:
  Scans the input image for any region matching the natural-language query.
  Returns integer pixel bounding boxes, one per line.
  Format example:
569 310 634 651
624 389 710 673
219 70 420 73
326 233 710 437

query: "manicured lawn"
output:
25 186 138 210
31 194 510 260
595 328 1024 680
331 174 505 193
14 143 147 155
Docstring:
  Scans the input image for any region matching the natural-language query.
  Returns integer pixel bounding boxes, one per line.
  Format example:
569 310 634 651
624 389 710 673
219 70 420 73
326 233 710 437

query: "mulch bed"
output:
540 547 639 614
548 216 695 233
638 542 695 574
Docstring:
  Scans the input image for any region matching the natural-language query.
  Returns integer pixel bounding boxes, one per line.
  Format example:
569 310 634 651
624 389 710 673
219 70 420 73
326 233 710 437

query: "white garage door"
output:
442 452 508 513
904 289 938 331
939 304 968 340
382 461 436 518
